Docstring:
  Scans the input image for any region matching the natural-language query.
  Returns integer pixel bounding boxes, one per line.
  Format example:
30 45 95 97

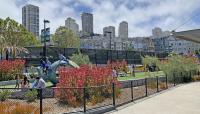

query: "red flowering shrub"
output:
107 60 128 73
55 65 121 107
0 59 25 81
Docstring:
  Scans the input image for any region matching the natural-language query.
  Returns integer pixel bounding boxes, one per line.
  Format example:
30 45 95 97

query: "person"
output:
45 58 52 72
15 74 20 88
21 76 30 88
34 77 46 89
112 67 118 78
132 64 135 77
40 59 46 73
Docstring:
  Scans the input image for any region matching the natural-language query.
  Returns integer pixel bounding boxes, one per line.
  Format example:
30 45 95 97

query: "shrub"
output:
55 65 121 107
192 76 200 81
0 59 25 81
69 51 91 65
147 81 157 89
0 90 11 102
107 60 128 73
159 82 167 89
25 90 38 102
158 55 198 82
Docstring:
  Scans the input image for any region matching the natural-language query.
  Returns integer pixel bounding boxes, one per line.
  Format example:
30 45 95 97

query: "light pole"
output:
43 19 50 61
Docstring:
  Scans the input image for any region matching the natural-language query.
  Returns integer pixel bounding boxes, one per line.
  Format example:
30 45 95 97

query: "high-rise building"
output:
152 27 162 38
81 12 93 35
65 17 79 35
103 26 115 38
22 4 39 37
118 21 128 38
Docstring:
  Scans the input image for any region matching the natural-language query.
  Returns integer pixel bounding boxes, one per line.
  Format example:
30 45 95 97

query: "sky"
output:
0 0 200 37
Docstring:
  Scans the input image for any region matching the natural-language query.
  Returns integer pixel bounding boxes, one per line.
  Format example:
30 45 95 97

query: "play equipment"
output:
36 59 79 85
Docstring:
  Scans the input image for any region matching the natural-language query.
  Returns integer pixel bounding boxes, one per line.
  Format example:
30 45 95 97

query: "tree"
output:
0 17 40 58
52 26 80 48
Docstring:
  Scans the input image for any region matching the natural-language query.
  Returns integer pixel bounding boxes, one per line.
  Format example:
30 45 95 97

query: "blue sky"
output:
0 0 200 37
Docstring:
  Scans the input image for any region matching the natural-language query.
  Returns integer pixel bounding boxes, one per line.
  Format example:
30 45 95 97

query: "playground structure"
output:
36 59 79 85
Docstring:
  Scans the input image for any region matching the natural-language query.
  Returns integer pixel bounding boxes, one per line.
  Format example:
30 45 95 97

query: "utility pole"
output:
43 19 50 61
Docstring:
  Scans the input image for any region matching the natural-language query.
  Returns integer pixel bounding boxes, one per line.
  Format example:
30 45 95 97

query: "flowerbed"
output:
55 65 121 107
0 59 25 81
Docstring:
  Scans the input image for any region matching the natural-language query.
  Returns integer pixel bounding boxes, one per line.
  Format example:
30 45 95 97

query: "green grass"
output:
118 71 165 81
0 81 53 88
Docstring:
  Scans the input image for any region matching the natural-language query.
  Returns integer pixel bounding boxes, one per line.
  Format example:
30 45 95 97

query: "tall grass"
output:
0 101 50 114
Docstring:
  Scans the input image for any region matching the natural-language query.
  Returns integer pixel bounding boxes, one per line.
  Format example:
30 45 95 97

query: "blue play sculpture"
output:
36 59 79 85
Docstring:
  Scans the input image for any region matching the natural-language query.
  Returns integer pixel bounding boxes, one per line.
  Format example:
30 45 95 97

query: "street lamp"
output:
43 19 50 61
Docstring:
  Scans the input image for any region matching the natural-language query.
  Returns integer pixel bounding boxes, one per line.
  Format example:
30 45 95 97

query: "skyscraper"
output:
65 17 79 35
103 26 115 38
118 21 128 38
22 4 39 37
81 12 93 35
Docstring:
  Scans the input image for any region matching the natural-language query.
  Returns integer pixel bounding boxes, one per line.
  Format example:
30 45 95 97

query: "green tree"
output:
52 26 80 48
0 17 40 57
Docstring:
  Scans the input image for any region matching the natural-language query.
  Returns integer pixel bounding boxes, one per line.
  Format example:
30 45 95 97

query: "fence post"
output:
83 87 86 113
173 72 176 86
39 89 43 114
145 78 148 97
131 81 133 102
156 76 159 92
190 71 192 82
112 83 116 107
166 75 168 89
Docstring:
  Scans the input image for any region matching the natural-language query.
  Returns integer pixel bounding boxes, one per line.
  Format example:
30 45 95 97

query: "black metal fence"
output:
1 72 199 114
15 47 168 66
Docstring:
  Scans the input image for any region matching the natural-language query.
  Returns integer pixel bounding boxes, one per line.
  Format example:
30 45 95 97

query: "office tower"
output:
81 12 93 35
118 21 128 38
22 4 39 37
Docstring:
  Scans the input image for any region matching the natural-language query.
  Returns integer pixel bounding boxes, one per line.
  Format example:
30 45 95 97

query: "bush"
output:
158 55 198 82
147 81 157 89
69 51 91 65
0 59 25 81
25 90 38 102
107 60 128 73
0 90 11 102
192 76 200 81
159 82 167 89
55 65 121 107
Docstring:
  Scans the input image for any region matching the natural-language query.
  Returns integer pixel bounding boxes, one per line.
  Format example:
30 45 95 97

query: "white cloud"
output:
0 0 200 37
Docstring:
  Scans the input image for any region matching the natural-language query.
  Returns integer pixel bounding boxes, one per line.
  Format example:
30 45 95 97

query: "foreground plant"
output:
0 102 50 114
55 65 121 107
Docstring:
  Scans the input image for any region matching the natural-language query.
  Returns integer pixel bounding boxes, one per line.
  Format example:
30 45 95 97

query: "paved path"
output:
109 82 200 114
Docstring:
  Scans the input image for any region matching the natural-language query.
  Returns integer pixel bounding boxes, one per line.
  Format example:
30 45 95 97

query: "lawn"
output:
118 71 165 81
0 81 53 88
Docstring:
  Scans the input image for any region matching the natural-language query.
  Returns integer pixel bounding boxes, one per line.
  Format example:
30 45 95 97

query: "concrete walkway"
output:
109 82 200 114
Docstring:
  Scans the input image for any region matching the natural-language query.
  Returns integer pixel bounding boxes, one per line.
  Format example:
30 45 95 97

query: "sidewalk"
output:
108 82 200 114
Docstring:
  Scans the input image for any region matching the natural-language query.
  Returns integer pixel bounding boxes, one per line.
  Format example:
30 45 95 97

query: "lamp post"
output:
43 19 50 61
